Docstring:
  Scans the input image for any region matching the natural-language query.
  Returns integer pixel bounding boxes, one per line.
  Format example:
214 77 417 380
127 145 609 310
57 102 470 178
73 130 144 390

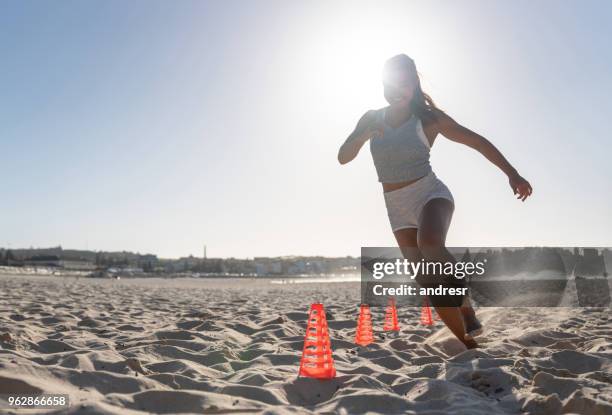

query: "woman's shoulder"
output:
358 107 386 125
372 106 390 123
364 107 387 117
374 106 388 116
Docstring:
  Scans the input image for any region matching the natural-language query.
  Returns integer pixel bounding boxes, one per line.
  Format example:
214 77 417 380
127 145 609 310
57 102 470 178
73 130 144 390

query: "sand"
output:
0 273 610 414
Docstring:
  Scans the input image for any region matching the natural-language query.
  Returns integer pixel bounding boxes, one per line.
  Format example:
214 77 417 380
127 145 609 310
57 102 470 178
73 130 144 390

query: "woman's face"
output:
383 69 416 108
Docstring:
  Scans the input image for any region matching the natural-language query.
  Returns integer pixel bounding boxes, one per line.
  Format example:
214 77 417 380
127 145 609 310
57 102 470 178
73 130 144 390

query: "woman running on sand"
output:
338 54 533 349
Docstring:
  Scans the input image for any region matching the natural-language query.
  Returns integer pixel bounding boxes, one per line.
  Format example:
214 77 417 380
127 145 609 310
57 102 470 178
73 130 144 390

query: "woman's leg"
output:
392 204 478 348
417 198 478 349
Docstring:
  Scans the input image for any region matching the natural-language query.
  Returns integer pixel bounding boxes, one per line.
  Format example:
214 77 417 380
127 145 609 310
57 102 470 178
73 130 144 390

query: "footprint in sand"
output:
125 358 148 375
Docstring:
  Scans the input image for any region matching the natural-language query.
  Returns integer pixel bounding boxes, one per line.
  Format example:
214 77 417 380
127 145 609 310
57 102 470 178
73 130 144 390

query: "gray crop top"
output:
369 108 432 183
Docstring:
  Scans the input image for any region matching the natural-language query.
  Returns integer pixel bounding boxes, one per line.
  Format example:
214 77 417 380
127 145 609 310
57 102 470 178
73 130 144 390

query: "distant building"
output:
254 259 283 276
24 255 62 267
63 260 96 271
138 254 158 272
166 256 200 272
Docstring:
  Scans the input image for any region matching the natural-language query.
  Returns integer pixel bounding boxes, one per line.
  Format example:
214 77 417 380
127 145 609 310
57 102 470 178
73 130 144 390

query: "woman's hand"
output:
360 112 384 140
338 110 384 164
509 173 533 201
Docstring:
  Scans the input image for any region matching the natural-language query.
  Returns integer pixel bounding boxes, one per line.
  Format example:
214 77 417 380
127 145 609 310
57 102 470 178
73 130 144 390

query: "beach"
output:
0 273 611 414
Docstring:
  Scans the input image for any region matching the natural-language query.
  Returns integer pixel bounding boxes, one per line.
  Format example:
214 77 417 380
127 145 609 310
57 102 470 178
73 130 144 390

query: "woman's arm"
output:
435 110 533 201
338 110 383 164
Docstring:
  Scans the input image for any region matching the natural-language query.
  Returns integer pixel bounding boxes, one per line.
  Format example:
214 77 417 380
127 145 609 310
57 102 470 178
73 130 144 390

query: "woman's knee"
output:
417 198 452 258
417 231 446 259
417 224 446 259
418 227 445 246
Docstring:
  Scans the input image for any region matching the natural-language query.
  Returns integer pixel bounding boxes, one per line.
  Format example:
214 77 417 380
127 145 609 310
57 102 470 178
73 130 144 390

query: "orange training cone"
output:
383 298 400 331
298 303 336 379
355 304 374 346
420 298 434 326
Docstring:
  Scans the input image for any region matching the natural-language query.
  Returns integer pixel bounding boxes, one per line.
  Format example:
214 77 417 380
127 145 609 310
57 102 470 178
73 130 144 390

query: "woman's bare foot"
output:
461 306 483 338
434 306 479 349
463 337 479 349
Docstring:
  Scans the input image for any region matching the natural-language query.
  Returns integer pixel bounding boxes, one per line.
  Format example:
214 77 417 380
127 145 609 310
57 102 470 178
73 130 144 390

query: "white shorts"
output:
383 171 454 232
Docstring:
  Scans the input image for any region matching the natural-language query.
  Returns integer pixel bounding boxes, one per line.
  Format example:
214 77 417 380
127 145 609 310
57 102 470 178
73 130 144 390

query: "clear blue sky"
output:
1 1 611 258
